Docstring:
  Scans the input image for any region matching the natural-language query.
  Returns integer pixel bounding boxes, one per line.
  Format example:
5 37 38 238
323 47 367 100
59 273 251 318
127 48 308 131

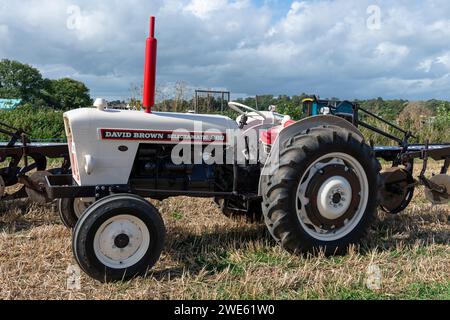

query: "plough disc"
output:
24 171 53 204
425 174 450 205
379 167 415 214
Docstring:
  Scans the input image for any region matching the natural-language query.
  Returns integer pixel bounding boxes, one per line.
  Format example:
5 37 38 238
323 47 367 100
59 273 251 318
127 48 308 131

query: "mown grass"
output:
0 162 448 300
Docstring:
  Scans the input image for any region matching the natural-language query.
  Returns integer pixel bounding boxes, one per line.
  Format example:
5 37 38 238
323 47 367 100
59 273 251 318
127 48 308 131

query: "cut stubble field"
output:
0 161 449 300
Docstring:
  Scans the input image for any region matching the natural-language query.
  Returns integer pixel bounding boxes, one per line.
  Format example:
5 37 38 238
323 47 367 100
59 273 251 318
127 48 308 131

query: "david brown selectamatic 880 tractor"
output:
43 18 450 282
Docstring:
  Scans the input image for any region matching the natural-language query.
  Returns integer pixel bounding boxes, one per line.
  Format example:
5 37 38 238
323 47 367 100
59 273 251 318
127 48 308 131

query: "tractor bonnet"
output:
64 107 238 186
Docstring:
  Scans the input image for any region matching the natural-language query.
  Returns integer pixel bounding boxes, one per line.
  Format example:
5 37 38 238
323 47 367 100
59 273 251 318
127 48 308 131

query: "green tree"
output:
0 59 44 102
435 101 450 129
0 104 66 141
276 100 303 120
255 95 274 110
46 78 92 110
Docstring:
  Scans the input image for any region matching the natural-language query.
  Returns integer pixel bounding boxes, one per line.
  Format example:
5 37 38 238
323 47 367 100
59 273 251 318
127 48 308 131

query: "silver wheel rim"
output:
296 152 369 241
93 215 150 269
73 198 92 218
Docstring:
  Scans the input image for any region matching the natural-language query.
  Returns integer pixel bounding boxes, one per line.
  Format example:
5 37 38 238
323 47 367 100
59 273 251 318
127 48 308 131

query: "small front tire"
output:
58 198 93 228
73 194 166 282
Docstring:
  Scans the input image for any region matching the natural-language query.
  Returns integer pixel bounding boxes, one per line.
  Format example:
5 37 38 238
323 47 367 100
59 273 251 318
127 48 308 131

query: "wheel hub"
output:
114 233 130 249
332 192 342 204
316 175 353 220
304 164 361 230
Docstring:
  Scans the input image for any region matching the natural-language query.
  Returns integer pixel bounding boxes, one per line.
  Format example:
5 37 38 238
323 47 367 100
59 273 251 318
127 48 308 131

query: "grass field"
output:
0 162 448 300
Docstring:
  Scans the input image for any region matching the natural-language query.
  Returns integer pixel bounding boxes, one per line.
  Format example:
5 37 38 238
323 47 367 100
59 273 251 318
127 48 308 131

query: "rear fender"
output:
258 115 364 196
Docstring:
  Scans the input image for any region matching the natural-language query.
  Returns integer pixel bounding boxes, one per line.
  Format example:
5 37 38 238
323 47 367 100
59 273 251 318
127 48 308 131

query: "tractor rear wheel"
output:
73 194 166 282
261 126 379 255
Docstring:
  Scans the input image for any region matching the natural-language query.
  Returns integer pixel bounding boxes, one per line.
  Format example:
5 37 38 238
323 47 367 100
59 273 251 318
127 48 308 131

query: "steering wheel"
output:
228 102 267 120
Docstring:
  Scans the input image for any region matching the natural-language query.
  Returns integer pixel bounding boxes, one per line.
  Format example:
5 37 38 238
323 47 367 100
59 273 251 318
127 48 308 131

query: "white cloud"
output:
436 52 450 68
375 42 410 67
230 0 250 10
1 0 450 100
417 51 450 75
288 1 307 16
184 0 228 19
418 59 434 73
375 42 409 57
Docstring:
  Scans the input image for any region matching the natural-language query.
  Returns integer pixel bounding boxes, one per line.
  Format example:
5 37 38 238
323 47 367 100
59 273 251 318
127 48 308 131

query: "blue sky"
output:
1 0 450 102
254 0 292 19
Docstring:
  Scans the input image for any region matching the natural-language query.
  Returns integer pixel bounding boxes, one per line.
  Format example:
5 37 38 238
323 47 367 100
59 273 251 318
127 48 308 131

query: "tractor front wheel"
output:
73 194 166 282
261 126 379 255
58 198 93 228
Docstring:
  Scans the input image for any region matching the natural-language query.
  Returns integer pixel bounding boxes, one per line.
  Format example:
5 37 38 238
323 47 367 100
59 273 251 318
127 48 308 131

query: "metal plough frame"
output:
0 121 69 201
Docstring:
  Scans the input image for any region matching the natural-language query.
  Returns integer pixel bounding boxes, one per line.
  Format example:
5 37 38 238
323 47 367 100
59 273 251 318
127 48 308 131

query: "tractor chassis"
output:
45 160 258 203
44 146 450 202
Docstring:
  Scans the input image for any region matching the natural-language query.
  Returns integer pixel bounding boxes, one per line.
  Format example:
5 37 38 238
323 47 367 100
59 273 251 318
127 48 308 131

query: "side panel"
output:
65 108 237 186
69 128 141 186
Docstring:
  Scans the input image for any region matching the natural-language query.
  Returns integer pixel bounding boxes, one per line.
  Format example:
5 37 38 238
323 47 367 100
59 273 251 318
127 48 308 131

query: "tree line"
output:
153 91 450 144
0 59 92 110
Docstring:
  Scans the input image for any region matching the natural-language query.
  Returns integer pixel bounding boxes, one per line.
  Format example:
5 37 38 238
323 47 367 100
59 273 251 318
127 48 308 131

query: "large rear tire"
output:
261 126 379 255
73 194 166 282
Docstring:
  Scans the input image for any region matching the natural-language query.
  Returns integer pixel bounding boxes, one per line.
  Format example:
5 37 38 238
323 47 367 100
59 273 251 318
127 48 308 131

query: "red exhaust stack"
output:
143 16 157 113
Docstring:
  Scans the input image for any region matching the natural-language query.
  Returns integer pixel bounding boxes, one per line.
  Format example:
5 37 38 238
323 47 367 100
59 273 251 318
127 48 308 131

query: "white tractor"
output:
42 18 449 282
51 95 380 283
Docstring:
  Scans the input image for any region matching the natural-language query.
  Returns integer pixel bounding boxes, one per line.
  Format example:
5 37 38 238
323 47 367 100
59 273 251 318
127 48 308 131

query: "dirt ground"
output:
0 162 448 300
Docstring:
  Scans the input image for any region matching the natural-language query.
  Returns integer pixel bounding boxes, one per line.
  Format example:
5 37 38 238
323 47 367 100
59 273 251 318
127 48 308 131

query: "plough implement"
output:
0 121 69 203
